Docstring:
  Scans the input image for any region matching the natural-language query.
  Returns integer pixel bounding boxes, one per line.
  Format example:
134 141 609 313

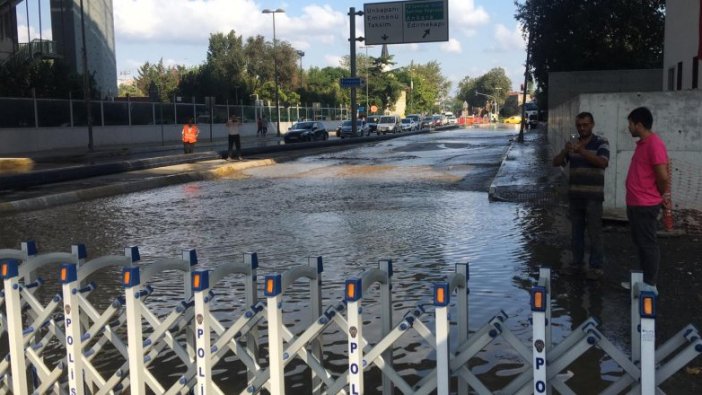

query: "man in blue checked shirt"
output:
553 112 610 280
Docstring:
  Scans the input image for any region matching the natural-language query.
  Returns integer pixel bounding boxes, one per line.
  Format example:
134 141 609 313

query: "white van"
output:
376 115 401 134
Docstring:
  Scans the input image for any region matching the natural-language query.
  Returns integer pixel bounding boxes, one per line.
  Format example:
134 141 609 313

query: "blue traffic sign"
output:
340 77 364 88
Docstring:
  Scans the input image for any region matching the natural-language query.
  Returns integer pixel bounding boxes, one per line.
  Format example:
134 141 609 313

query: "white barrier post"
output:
456 263 469 395
244 252 260 383
346 277 364 395
434 282 450 394
630 271 644 364
379 260 393 395
531 286 548 394
639 291 657 393
122 247 146 395
183 249 197 362
265 274 285 395
309 256 323 395
192 270 213 394
60 263 84 395
1 259 28 394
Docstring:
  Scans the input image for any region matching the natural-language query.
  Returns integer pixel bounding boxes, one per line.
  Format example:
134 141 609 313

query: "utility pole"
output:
348 8 364 137
518 29 532 143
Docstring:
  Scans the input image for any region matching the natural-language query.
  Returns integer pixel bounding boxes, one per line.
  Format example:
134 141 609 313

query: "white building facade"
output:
663 0 702 90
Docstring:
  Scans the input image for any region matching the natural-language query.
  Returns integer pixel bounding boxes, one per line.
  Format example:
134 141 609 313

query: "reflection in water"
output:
0 130 634 392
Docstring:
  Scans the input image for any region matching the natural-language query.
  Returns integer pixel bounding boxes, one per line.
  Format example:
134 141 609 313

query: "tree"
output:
133 59 183 101
515 0 666 108
118 83 144 97
203 31 246 100
298 66 348 106
0 58 91 98
456 67 512 111
395 61 450 114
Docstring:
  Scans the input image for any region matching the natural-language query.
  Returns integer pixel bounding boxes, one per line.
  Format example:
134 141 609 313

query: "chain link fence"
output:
0 96 351 128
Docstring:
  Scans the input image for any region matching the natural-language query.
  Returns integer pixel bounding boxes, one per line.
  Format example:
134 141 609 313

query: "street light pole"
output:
262 8 285 137
360 45 374 115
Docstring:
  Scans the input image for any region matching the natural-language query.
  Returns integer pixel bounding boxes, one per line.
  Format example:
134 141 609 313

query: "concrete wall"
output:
0 120 345 155
549 90 702 210
663 0 701 91
548 69 662 111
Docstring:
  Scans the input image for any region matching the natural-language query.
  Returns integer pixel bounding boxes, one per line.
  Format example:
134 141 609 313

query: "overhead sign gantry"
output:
363 0 449 45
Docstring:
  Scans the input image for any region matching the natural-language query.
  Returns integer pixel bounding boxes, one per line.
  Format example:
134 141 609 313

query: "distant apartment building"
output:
664 0 702 90
0 0 117 96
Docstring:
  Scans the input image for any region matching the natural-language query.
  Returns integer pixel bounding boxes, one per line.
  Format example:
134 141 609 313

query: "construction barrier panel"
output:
1 241 701 394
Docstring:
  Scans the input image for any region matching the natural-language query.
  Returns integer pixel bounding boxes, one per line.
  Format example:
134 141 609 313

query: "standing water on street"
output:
1 128 688 393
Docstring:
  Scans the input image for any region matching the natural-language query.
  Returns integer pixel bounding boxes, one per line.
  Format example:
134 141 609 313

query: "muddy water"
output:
0 129 632 392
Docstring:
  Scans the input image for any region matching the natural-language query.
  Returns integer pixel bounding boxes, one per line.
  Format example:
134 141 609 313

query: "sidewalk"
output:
2 134 285 168
489 126 564 205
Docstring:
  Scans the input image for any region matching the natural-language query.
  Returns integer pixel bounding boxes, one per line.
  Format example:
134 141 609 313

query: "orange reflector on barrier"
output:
531 286 547 312
1 263 6 277
436 287 445 305
123 271 131 286
534 291 543 310
193 273 201 289
346 283 356 300
60 267 67 282
266 278 275 295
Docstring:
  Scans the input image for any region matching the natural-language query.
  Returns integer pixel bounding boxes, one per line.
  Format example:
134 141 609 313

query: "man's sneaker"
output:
585 268 604 281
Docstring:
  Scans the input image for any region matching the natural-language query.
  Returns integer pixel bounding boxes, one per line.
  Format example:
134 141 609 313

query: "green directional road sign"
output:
364 0 448 45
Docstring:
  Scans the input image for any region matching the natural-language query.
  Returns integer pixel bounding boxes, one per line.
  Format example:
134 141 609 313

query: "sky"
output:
17 0 527 93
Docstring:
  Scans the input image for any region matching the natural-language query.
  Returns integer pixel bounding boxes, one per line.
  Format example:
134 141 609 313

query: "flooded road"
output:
0 128 653 392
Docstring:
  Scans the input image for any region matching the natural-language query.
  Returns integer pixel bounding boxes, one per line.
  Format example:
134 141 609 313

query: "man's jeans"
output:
228 134 241 159
569 199 604 268
627 205 661 285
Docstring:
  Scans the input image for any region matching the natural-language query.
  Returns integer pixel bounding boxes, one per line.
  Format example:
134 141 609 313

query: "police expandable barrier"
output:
1 242 702 394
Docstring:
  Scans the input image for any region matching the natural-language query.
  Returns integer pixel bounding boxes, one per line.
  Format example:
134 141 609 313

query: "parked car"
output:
366 115 381 134
431 114 443 127
504 115 522 124
338 119 370 138
284 121 328 143
406 114 421 124
446 115 457 125
376 115 401 134
420 116 434 129
400 118 418 132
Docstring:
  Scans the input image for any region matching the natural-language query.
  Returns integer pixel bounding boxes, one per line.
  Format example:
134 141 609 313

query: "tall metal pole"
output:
518 30 532 143
263 9 284 136
366 47 370 114
273 12 281 136
349 8 358 136
79 0 94 150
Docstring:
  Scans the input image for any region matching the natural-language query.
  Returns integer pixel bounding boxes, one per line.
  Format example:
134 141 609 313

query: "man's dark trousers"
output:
228 135 241 159
569 199 604 268
627 205 661 285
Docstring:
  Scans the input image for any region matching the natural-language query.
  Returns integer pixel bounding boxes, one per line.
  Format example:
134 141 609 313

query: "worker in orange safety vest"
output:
182 118 200 153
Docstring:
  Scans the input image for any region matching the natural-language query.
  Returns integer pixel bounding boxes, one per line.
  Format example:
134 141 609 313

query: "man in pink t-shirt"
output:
623 107 670 294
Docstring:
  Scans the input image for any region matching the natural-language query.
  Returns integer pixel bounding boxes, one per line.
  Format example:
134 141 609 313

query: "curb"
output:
0 158 34 173
0 158 276 215
0 130 431 190
487 138 517 201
